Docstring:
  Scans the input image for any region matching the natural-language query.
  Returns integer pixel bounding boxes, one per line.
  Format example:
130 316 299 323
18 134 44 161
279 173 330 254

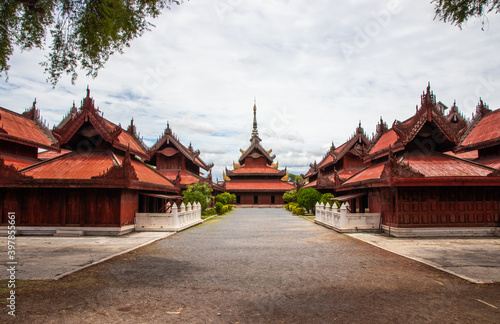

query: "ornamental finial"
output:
252 100 258 138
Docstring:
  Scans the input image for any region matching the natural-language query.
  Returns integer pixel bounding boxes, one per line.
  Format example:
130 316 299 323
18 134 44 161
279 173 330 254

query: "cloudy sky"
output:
1 0 500 180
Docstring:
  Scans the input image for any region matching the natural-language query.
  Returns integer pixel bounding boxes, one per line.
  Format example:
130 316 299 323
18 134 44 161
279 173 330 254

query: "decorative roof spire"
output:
476 98 490 116
421 82 436 107
252 99 259 138
356 120 364 134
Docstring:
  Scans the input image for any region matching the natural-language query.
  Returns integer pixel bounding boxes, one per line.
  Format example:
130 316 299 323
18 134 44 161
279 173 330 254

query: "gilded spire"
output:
252 99 258 138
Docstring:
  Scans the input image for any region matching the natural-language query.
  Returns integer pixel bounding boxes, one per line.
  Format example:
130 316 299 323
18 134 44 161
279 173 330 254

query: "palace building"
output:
147 123 216 191
312 84 500 237
223 103 295 206
302 122 371 192
0 89 181 235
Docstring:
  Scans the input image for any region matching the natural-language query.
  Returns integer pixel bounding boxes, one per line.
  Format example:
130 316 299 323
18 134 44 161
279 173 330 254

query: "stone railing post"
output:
315 202 320 220
171 203 179 229
196 202 201 220
340 203 347 216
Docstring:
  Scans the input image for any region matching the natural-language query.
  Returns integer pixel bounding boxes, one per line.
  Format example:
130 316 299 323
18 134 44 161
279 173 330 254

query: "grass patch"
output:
0 272 105 305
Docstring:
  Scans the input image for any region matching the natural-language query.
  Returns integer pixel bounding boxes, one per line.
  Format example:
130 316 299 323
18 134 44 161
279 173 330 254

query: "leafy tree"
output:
297 187 322 214
287 173 303 185
432 0 500 29
282 189 298 204
1 0 182 85
183 182 212 211
319 193 334 207
215 192 236 205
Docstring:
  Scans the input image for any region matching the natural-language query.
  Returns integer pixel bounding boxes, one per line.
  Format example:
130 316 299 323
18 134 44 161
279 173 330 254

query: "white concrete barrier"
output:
135 202 203 232
315 202 381 233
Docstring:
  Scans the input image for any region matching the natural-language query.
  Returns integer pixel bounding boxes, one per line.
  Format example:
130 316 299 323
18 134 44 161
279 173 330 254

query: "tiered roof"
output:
147 122 214 187
365 84 468 162
0 100 57 169
0 101 55 151
224 102 295 192
148 123 213 171
303 122 370 188
338 84 500 191
457 104 500 152
0 89 178 193
52 87 148 159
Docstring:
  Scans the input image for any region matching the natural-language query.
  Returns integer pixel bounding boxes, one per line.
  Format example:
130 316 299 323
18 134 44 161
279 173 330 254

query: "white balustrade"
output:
135 201 203 232
315 201 381 233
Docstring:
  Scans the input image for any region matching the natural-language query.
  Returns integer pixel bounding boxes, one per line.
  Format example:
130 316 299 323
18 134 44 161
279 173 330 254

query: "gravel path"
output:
3 208 499 323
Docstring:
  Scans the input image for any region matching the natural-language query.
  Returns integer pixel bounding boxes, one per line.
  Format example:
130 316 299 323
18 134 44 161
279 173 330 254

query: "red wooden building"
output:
0 89 179 236
224 103 295 206
456 104 500 170
147 123 216 191
0 100 56 169
335 85 500 237
302 122 371 192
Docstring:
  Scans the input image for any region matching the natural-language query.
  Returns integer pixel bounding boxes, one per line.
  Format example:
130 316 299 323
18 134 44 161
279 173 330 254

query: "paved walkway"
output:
0 232 173 280
347 233 500 284
2 208 499 323
1 212 499 283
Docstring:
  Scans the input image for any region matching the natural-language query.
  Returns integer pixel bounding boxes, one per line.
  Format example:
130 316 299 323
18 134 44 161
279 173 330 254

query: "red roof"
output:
158 170 201 185
226 180 295 191
475 156 500 170
22 150 175 187
303 179 317 188
343 152 495 187
23 151 116 179
369 129 398 155
103 120 146 155
130 159 175 186
1 154 39 170
333 169 359 181
230 165 282 174
116 130 146 154
38 149 72 160
343 163 386 185
406 153 492 177
0 107 53 149
158 147 179 157
319 154 334 168
444 150 478 159
148 126 212 171
461 109 500 148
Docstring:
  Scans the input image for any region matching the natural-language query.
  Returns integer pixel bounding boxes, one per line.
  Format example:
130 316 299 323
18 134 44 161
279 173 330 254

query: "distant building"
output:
302 122 371 192
223 103 295 206
147 123 217 191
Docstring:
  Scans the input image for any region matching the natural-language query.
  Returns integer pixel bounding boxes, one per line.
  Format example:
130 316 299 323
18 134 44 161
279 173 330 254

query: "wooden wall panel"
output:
120 190 138 226
387 187 500 228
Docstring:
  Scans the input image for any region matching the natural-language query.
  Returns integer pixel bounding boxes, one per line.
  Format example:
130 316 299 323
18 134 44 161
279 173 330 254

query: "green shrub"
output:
292 206 305 215
283 189 298 204
215 201 224 214
320 193 335 207
183 183 213 211
216 192 236 205
297 187 322 214
202 208 217 217
284 202 298 211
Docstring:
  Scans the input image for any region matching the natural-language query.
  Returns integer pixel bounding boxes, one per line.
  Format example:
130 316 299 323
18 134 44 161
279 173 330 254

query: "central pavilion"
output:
223 103 295 206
